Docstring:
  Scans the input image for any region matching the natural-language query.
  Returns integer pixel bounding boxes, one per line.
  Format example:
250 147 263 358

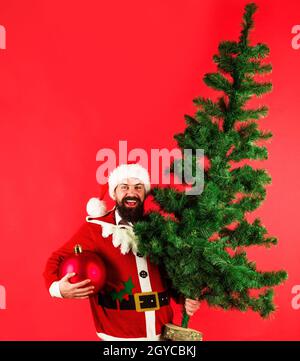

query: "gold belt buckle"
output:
134 291 160 312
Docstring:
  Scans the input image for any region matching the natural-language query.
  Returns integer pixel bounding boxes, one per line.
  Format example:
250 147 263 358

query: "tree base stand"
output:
163 323 203 341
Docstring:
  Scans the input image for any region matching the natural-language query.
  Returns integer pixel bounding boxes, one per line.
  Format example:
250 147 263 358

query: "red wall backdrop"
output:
0 0 299 340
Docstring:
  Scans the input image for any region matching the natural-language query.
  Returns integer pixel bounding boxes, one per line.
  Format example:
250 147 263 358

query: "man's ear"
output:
113 188 118 200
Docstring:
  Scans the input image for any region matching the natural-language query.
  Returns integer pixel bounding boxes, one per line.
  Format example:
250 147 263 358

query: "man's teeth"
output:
127 200 136 203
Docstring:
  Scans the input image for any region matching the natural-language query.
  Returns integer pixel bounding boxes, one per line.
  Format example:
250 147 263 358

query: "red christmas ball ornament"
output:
59 244 106 294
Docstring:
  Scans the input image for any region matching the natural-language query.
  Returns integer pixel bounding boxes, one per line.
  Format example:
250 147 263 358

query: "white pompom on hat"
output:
86 183 108 218
86 197 107 218
86 163 151 217
108 163 151 200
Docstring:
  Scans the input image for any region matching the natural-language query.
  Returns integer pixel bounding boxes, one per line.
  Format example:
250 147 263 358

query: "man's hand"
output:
59 273 95 299
184 298 200 317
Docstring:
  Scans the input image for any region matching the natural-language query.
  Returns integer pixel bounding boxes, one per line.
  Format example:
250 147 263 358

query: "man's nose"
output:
126 190 137 196
126 186 138 196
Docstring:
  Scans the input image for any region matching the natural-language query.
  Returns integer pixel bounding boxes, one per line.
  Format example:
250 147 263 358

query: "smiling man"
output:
43 163 200 340
114 180 145 223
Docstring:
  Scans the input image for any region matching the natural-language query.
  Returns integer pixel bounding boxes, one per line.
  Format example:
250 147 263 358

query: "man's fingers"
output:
74 295 90 299
186 299 200 305
61 272 76 281
75 290 94 297
185 306 196 316
185 299 200 317
75 286 95 295
71 279 92 288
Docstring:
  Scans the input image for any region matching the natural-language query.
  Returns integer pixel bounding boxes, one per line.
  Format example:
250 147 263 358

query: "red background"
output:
0 0 299 340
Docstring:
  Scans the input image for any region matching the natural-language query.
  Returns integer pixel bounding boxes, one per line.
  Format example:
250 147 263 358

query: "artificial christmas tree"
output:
134 3 287 340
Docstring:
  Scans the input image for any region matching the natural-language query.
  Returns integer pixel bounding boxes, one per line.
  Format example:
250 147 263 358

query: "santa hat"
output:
108 163 151 199
86 163 151 217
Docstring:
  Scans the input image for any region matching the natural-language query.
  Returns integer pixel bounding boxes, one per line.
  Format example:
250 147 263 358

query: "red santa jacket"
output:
43 210 174 340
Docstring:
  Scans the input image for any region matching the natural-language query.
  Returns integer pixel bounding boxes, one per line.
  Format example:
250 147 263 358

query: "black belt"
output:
98 291 169 312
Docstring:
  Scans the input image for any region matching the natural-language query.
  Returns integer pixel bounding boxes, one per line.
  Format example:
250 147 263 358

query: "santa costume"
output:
43 163 175 341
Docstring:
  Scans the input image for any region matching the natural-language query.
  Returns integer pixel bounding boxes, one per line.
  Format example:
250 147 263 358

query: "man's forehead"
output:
120 178 144 185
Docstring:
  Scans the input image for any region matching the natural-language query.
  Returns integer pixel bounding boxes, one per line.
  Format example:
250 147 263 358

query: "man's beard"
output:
116 196 144 223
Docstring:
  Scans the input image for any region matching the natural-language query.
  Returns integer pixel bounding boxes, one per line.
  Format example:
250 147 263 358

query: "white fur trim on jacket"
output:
86 216 139 255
